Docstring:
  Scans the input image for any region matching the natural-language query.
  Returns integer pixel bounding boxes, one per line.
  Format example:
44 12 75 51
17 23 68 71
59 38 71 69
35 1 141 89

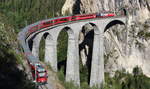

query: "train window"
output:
38 72 46 77
72 16 76 20
96 13 101 16
79 14 93 17
43 21 53 25
79 15 86 17
32 69 35 74
54 19 58 23
59 18 68 21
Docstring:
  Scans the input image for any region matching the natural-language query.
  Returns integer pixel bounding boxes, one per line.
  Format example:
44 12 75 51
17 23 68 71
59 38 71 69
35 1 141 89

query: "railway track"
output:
38 84 48 89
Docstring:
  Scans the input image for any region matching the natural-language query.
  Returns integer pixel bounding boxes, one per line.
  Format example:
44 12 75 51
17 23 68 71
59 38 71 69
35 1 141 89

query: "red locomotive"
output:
31 63 48 84
27 61 48 84
24 51 48 85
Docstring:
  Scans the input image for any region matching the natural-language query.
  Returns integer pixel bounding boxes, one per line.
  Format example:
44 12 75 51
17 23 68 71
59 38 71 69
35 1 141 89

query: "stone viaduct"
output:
19 16 126 88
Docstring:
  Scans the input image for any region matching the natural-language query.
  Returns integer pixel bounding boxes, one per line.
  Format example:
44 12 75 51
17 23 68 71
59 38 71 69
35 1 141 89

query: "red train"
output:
28 61 48 84
31 63 48 84
27 13 115 36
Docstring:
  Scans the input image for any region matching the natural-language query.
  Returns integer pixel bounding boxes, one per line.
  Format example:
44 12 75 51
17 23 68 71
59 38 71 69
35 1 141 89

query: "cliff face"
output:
62 0 150 21
62 0 150 13
104 20 150 77
62 0 150 77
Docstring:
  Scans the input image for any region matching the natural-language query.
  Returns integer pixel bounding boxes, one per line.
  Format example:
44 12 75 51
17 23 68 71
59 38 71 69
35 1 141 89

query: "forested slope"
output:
0 13 38 89
0 0 65 89
0 0 65 31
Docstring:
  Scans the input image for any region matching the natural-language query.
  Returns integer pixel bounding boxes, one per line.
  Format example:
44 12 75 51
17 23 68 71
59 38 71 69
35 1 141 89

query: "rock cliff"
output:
104 19 150 77
62 0 150 77
62 0 150 22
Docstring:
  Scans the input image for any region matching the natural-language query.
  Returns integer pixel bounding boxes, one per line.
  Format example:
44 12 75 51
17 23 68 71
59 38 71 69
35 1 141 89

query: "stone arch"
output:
39 32 53 62
28 38 33 51
57 27 69 74
56 26 75 74
122 8 127 16
30 33 43 59
89 23 100 34
36 32 58 71
79 22 100 85
104 20 125 32
88 22 105 87
56 26 80 85
101 19 126 86
103 20 126 56
64 26 74 39
28 34 37 51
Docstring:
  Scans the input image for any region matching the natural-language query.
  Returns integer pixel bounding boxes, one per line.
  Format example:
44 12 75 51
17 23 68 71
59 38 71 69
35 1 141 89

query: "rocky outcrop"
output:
62 0 150 21
104 19 150 77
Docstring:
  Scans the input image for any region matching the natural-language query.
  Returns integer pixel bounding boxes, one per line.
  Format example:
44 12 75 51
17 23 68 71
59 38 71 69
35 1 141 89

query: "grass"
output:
56 65 150 89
